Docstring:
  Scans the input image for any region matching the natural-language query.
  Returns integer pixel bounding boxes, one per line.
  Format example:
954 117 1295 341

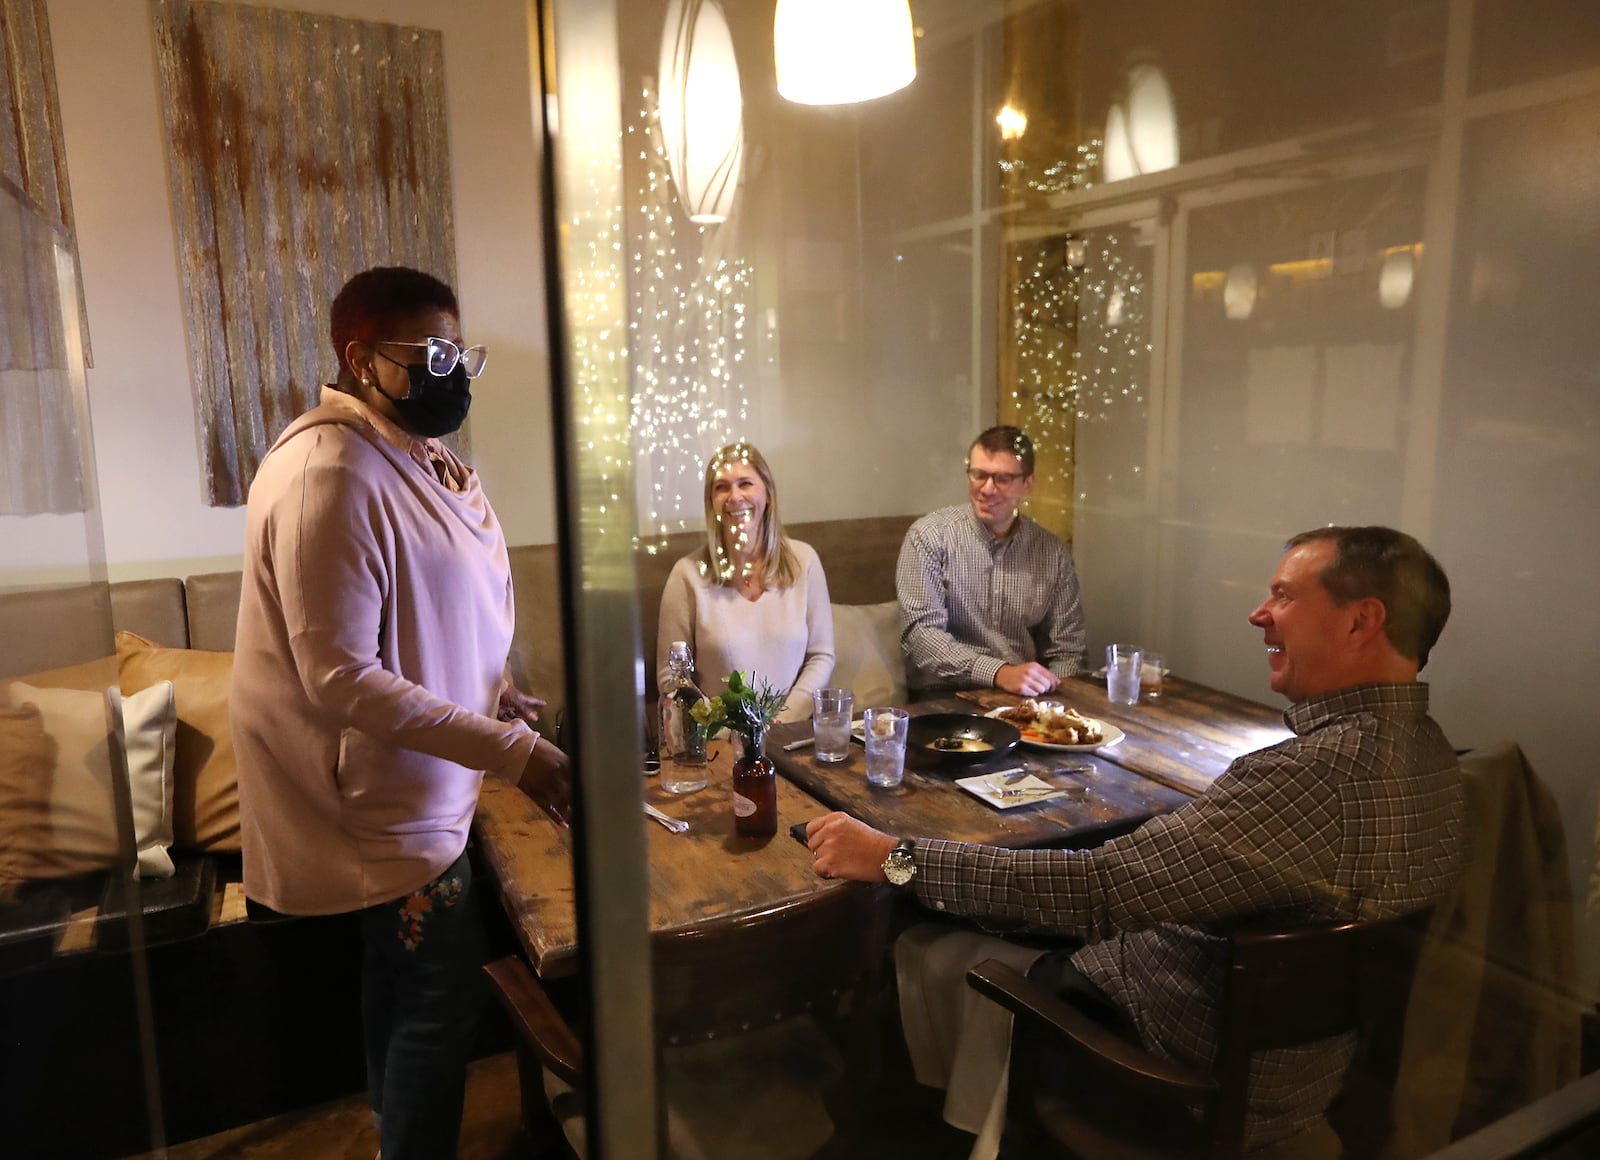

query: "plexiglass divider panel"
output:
1 203 164 1155
547 0 1600 1153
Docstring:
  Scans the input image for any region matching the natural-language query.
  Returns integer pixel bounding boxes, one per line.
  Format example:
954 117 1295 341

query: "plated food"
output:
986 701 1125 751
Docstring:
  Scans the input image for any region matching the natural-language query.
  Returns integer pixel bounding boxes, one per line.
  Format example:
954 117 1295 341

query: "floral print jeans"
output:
360 846 488 1160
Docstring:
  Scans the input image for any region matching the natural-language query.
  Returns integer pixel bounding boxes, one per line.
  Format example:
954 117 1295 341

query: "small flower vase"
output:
731 727 777 838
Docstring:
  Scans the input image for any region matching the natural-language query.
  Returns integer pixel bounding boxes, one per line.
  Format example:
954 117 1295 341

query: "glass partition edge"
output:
532 1 660 1157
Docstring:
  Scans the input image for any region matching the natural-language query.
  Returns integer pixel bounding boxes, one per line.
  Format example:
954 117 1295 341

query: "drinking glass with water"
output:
863 707 909 788
1106 643 1143 706
812 687 854 763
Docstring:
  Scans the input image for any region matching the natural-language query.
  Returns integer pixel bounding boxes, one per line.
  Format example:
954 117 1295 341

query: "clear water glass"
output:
863 707 909 788
1106 643 1143 706
812 687 854 763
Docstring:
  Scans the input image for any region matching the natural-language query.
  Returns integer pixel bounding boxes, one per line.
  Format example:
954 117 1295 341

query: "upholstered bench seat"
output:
0 513 917 1153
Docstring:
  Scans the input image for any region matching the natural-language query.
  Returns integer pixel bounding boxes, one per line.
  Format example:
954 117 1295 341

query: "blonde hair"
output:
699 442 801 589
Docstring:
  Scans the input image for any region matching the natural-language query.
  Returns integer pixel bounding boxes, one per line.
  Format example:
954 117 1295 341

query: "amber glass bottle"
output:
731 728 777 837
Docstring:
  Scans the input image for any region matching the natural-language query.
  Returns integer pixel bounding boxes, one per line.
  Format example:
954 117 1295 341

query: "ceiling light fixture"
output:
660 0 744 225
774 0 916 106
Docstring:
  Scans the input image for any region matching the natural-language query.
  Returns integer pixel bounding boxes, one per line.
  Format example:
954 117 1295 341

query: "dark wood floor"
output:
127 1053 533 1160
125 1042 976 1160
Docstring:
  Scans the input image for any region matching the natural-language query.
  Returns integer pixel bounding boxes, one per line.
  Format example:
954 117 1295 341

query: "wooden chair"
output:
965 908 1433 1160
485 881 893 1155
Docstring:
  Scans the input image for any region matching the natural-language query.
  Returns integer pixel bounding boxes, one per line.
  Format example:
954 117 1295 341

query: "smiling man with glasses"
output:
896 425 1087 695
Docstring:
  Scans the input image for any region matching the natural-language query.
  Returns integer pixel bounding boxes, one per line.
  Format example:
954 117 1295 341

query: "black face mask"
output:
374 357 472 437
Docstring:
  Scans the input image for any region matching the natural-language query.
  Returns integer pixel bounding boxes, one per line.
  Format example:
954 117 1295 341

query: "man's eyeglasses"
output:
379 337 489 379
966 468 1026 487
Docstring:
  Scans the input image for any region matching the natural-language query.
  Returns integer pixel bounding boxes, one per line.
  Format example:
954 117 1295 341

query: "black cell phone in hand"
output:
789 821 811 848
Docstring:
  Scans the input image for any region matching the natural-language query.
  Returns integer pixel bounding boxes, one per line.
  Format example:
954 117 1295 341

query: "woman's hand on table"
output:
806 812 899 882
518 735 571 827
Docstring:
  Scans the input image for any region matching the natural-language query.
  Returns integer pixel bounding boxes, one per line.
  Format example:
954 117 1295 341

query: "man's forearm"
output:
904 624 1005 689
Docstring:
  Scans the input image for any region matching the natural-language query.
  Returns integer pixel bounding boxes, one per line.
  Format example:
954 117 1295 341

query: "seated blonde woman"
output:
657 442 834 724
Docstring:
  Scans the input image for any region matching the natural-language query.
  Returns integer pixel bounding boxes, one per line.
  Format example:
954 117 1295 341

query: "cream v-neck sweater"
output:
655 541 835 723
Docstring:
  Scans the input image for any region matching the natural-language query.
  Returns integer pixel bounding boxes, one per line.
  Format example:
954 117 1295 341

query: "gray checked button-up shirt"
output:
896 504 1086 691
911 682 1469 1152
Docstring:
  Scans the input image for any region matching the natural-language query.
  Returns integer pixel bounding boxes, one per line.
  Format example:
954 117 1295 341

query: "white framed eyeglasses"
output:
379 336 489 379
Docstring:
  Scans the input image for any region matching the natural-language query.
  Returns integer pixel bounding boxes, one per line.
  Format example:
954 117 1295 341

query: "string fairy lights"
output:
625 83 754 553
1002 138 1150 497
555 102 631 552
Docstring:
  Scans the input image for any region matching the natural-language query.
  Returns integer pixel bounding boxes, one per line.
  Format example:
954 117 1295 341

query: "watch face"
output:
883 849 916 887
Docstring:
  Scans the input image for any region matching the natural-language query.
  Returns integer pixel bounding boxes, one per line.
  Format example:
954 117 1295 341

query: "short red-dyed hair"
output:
329 266 459 375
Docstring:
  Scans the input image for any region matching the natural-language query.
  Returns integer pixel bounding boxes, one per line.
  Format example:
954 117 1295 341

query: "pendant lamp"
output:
774 0 916 106
660 0 744 224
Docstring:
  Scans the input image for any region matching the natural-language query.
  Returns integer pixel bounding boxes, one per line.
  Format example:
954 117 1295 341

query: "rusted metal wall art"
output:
152 0 460 506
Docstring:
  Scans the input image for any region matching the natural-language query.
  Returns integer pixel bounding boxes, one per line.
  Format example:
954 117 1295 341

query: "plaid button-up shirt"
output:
912 682 1468 1151
897 504 1086 691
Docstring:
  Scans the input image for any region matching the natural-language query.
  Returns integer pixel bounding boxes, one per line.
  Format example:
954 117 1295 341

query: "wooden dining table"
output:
475 672 1292 977
765 675 1293 850
474 738 849 980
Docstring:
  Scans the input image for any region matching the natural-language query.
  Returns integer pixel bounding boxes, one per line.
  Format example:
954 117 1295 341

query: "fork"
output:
987 773 1057 798
643 802 689 833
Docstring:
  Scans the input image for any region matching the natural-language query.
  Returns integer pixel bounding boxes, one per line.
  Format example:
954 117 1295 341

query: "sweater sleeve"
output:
780 544 836 723
269 429 536 777
656 556 700 694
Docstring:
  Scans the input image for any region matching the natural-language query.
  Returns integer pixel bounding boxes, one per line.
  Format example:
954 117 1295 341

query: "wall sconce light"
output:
996 104 1028 140
660 0 744 224
1224 263 1258 320
1065 237 1088 268
774 0 916 105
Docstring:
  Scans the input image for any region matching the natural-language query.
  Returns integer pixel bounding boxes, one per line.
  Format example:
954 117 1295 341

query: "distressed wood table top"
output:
767 677 1291 849
957 675 1294 797
474 740 846 980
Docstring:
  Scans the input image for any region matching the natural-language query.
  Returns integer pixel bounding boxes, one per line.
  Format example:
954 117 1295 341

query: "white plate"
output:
984 707 1125 751
956 772 1073 810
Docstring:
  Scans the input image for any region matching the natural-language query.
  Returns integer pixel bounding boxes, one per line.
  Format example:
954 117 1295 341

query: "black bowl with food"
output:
904 713 1021 767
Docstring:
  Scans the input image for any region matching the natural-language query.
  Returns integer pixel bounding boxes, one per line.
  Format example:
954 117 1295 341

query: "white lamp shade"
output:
660 0 744 224
1103 61 1179 182
1125 63 1179 175
1103 103 1137 183
774 0 916 106
1224 263 1258 320
1379 249 1416 310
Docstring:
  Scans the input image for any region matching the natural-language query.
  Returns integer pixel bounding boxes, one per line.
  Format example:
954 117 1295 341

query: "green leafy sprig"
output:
688 670 787 740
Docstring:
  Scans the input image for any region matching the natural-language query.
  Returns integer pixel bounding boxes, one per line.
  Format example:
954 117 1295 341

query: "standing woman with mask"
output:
231 266 568 1160
657 441 835 725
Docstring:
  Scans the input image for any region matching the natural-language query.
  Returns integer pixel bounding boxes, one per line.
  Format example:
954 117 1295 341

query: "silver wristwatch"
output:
882 838 918 887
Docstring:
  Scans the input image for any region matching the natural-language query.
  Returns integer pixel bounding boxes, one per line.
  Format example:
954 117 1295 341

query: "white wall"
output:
40 0 556 582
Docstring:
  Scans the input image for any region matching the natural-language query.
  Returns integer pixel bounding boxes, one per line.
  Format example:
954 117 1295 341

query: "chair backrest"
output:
1209 907 1432 1157
649 881 892 1047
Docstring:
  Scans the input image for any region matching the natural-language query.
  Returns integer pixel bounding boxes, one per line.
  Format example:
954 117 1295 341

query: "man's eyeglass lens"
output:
967 469 1021 486
383 337 489 379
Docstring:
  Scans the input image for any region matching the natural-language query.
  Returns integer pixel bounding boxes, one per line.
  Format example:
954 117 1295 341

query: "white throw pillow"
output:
4 681 177 880
827 601 906 710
